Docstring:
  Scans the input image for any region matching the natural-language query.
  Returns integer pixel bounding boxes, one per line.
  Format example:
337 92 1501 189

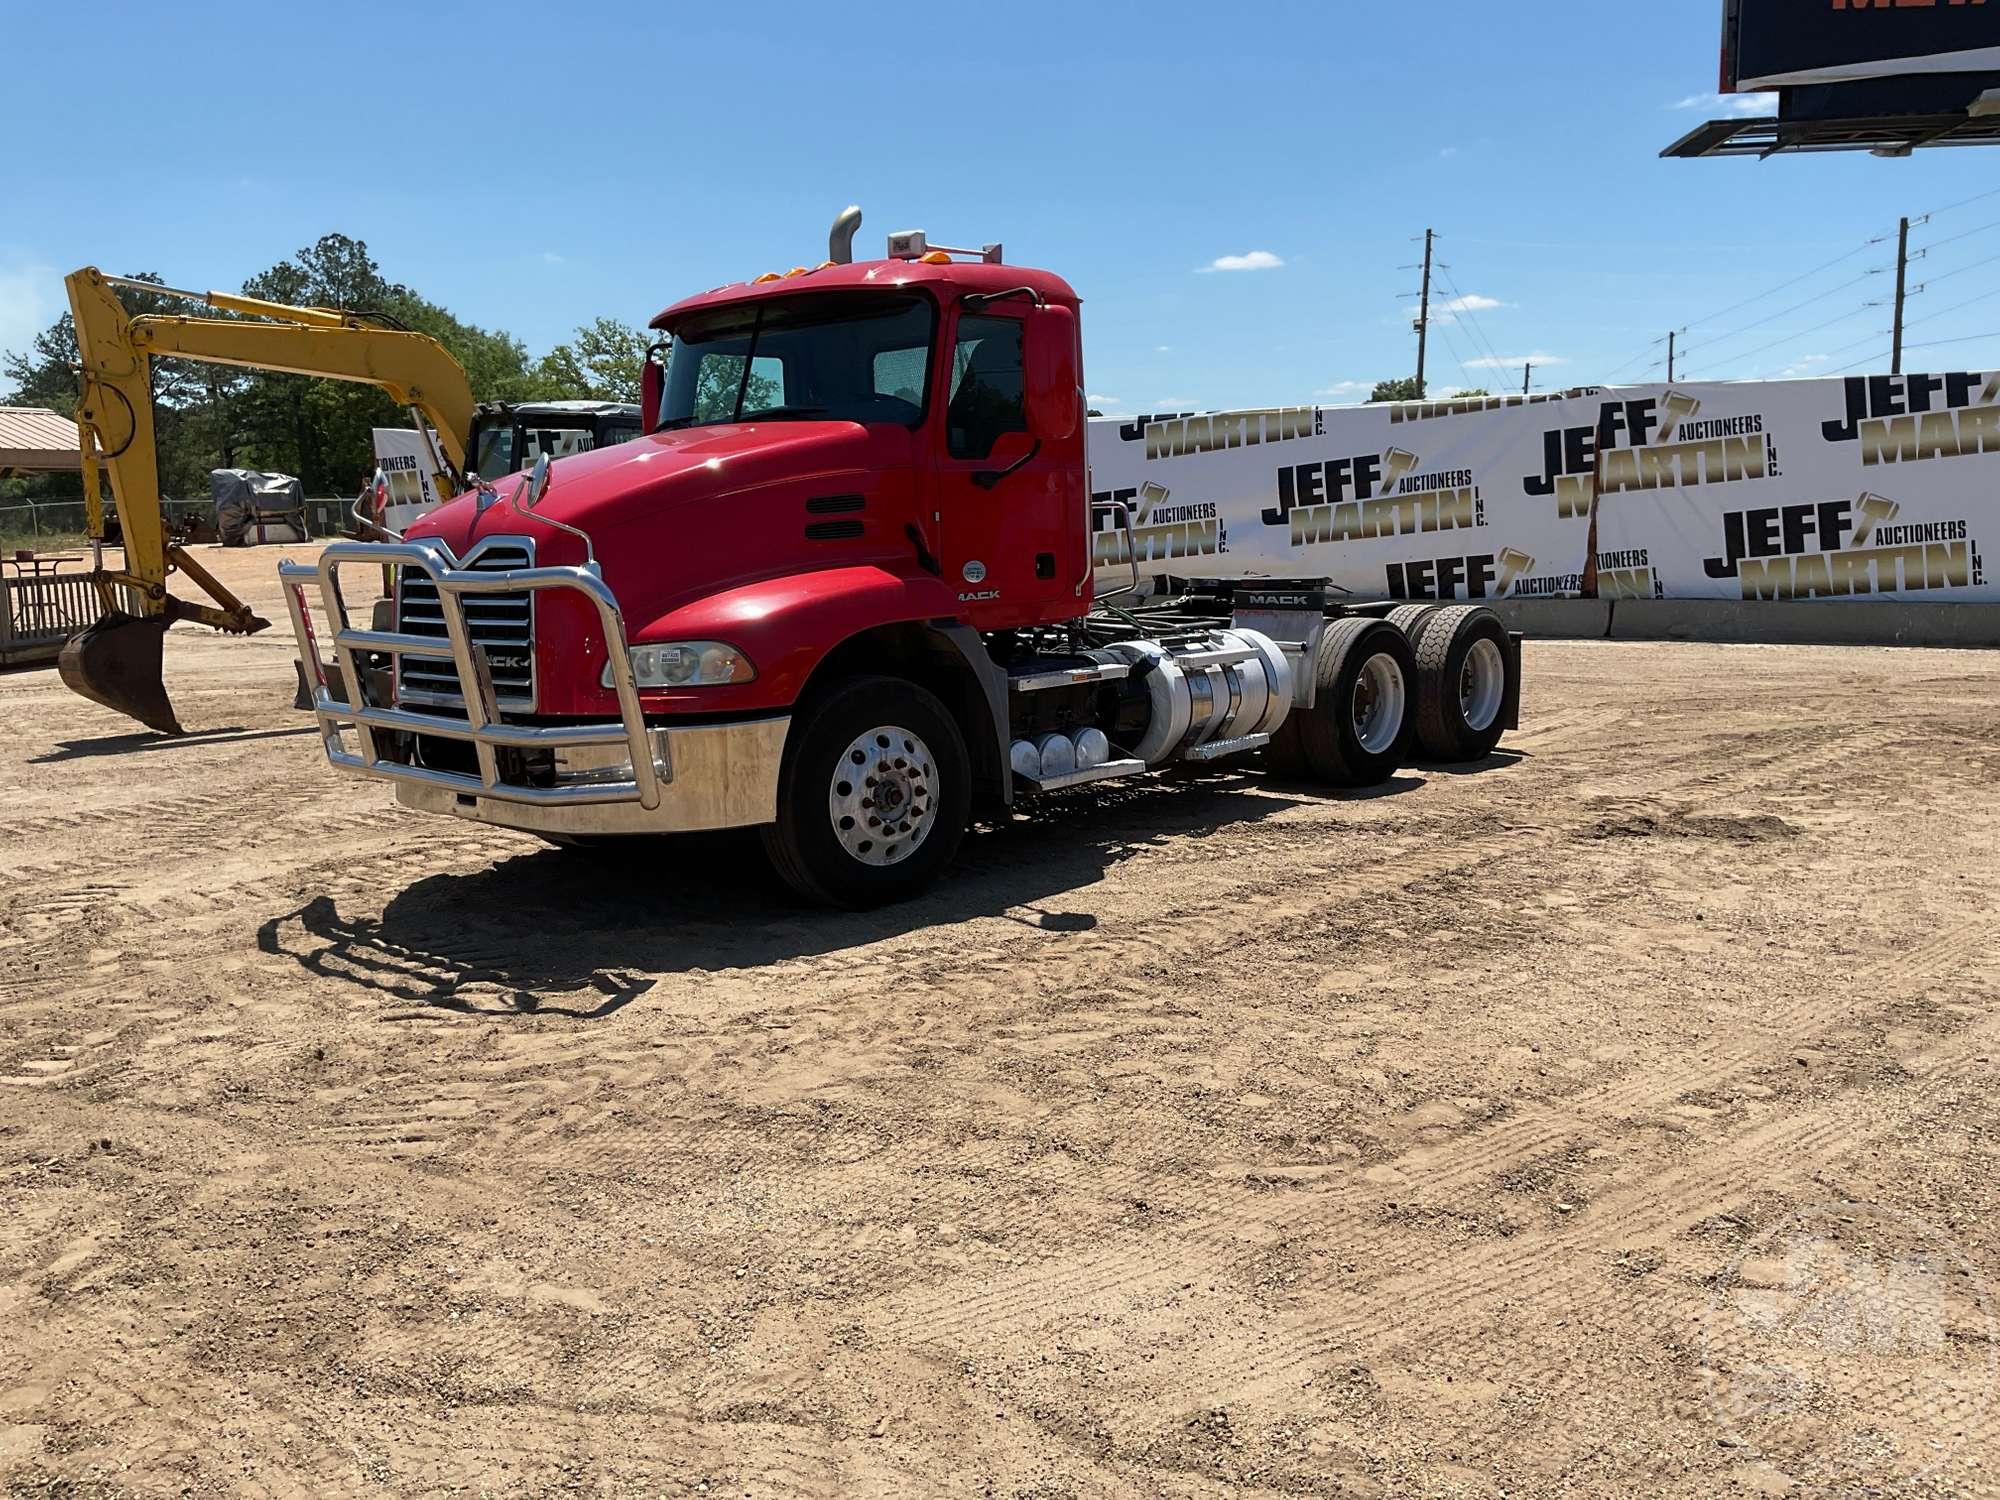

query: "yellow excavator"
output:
61 266 475 733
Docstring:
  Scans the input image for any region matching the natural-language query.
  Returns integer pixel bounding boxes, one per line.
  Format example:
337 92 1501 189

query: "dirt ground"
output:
1 541 1996 1498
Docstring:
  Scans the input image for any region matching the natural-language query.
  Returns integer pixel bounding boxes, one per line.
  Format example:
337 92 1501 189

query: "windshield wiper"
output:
739 404 829 422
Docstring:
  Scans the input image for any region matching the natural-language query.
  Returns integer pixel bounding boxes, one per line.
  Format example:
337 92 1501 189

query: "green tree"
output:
1 272 236 500
1369 376 1422 402
3 233 645 498
688 356 780 423
1367 378 1494 403
232 234 557 491
536 317 651 402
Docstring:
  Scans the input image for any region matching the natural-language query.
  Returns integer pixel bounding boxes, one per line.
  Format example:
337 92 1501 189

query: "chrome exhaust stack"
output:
829 206 863 265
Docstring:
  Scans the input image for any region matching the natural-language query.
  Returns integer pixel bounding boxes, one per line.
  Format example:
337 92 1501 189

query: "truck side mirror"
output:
641 341 668 432
1024 305 1079 443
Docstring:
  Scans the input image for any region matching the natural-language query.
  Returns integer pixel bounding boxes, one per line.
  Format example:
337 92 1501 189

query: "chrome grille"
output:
396 538 535 707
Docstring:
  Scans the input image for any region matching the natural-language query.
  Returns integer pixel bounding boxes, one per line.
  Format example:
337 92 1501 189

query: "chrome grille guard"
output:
279 540 662 811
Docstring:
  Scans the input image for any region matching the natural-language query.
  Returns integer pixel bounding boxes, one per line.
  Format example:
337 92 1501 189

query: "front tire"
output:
760 675 970 908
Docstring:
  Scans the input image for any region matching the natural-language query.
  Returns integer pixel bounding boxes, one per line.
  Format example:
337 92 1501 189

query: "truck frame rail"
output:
279 540 662 810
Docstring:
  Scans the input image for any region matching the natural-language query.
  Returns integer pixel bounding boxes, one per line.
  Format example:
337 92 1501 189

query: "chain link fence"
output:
0 497 355 547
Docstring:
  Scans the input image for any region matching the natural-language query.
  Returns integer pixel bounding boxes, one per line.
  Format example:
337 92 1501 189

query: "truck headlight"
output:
604 641 756 689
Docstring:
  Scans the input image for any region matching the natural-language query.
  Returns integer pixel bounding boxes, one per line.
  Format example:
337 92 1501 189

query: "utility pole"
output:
1892 214 1910 375
1522 362 1533 396
1415 228 1434 399
1667 330 1677 382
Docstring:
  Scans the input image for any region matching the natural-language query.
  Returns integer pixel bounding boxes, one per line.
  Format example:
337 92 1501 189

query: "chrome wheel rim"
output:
1460 637 1506 733
1352 652 1406 755
829 724 937 867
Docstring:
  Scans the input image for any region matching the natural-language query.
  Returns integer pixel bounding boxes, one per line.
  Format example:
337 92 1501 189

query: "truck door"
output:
932 306 1080 630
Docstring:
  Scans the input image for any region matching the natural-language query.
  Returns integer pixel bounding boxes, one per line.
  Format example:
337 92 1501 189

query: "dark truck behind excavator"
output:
282 210 1522 906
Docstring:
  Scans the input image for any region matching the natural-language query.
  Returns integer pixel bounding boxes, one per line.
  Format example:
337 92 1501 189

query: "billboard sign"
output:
1728 0 2000 92
1085 393 1608 603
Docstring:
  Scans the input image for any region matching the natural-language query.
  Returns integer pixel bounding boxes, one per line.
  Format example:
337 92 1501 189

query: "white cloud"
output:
1779 354 1831 378
540 251 565 264
1673 91 1777 118
0 263 56 371
1429 292 1508 327
1198 250 1284 274
1314 379 1371 401
1087 393 1124 408
1464 352 1566 370
1154 345 1173 354
1439 146 1461 159
1153 395 1198 408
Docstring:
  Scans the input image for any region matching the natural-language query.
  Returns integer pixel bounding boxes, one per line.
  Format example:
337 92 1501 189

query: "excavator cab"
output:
468 400 643 480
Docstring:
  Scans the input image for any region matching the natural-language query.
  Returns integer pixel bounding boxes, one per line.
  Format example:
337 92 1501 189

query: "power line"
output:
1676 235 1886 338
1899 278 2000 334
1432 260 1512 379
1906 247 2000 293
1825 328 2000 376
1428 315 1487 396
1688 269 1880 356
1685 300 1882 374
1915 215 2000 254
1914 183 2000 222
1817 324 1896 362
1605 333 1673 383
1905 330 2000 350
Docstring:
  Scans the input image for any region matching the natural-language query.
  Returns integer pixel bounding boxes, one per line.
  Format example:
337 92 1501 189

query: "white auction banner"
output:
1085 391 1606 602
1592 375 1998 603
370 427 448 535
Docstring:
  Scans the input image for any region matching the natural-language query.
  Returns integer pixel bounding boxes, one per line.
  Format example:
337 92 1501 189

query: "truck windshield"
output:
657 293 936 431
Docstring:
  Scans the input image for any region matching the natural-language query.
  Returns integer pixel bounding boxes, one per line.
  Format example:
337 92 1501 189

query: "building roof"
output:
0 408 82 472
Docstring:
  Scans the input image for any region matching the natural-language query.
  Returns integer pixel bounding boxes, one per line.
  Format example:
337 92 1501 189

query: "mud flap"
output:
57 612 183 735
1502 631 1524 733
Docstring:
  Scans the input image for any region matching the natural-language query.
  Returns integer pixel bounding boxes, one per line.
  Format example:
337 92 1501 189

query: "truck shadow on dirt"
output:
30 724 319 763
256 771 1425 1018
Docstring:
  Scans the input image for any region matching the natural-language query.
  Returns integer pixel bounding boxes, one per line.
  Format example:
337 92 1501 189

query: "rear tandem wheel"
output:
1408 604 1513 763
1265 617 1417 787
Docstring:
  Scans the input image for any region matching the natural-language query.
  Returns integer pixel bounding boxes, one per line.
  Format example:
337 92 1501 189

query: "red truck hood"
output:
399 419 938 718
407 421 884 558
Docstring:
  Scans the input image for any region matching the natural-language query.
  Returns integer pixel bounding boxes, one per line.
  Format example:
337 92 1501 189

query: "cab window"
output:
946 315 1026 460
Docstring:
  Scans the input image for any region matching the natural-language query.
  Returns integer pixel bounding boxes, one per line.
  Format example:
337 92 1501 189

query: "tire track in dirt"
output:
1039 942 2000 1420
9 578 1994 1497
844 729 1971 1365
249 716 1887 1286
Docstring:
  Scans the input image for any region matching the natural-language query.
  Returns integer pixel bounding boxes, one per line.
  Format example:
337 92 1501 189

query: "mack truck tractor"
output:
281 209 1521 908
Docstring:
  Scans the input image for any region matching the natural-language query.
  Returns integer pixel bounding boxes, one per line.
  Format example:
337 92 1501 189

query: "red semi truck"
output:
281 212 1522 907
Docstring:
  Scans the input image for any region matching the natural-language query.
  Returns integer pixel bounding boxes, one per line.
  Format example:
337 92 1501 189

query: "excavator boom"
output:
59 266 476 734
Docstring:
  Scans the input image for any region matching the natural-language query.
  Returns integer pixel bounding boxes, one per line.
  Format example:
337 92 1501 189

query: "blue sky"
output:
4 1 1995 411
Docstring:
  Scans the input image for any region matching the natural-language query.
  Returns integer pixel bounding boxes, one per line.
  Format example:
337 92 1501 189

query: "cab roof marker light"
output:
886 228 1005 265
752 271 783 284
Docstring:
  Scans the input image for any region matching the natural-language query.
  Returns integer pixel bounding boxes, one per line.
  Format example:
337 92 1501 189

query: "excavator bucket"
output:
56 612 183 735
